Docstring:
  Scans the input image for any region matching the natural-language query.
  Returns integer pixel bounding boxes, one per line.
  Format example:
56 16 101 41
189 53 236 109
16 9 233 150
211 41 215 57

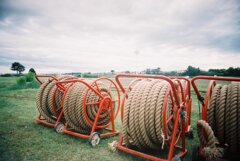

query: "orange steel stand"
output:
56 78 121 139
35 75 76 128
191 75 240 158
170 76 192 133
115 74 190 161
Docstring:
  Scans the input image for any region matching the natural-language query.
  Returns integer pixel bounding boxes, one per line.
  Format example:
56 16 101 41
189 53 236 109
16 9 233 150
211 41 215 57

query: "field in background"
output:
0 76 233 161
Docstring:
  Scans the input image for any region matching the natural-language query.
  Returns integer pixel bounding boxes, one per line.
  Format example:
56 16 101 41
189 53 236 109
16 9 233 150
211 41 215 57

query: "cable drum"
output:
197 82 240 155
122 79 181 150
63 81 115 134
36 76 74 123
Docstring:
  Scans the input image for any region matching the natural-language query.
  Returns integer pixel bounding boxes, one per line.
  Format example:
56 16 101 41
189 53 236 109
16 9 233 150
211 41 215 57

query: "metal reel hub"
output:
101 97 112 110
55 122 64 134
89 132 101 146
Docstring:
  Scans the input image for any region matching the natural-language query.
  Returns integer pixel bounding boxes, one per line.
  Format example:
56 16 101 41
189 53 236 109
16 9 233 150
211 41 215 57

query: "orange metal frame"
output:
170 76 192 133
115 74 189 161
56 78 121 139
191 75 240 157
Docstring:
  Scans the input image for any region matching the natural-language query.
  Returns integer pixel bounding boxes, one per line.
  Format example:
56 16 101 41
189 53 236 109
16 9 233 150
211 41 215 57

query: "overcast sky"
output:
0 0 240 74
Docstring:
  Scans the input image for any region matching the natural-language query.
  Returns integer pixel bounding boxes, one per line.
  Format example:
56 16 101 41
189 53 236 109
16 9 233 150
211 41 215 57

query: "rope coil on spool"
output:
63 81 114 134
113 74 190 161
36 75 75 124
35 75 120 146
122 79 181 150
196 82 240 159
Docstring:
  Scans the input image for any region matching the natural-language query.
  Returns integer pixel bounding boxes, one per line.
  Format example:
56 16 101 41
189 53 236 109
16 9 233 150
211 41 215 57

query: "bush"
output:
29 68 36 75
26 80 40 88
7 71 39 90
25 72 35 82
1 73 12 77
17 76 26 86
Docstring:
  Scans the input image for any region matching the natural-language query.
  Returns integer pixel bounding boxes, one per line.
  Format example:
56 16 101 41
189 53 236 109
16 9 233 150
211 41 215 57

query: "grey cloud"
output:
0 0 239 74
0 0 37 20
141 0 240 53
0 0 39 35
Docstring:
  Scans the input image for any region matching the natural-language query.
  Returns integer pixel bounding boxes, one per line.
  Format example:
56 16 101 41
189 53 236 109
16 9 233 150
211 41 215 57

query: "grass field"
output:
0 76 232 161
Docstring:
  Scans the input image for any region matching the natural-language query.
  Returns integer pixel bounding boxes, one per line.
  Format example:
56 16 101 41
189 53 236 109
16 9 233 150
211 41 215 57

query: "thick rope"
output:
63 81 114 133
216 85 227 144
227 82 238 153
36 76 72 123
197 120 216 148
207 84 222 134
122 79 180 149
122 80 139 146
197 82 240 160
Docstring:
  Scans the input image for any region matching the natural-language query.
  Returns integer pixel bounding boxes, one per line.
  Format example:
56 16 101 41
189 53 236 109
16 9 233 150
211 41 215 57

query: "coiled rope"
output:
122 79 179 150
36 76 73 123
197 82 240 159
63 81 114 134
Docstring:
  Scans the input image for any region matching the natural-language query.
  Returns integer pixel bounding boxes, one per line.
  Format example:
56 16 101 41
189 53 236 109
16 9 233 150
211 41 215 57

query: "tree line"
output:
144 66 240 77
10 62 36 75
5 62 240 77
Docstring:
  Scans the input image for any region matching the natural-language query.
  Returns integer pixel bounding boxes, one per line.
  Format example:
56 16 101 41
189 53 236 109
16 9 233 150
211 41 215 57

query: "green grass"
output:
0 77 17 90
0 77 233 161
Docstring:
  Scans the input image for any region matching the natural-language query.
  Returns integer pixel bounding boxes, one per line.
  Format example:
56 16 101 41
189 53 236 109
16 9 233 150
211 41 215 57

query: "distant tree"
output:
29 68 36 75
182 66 202 76
207 67 240 76
152 67 161 75
208 69 226 76
125 70 130 73
164 71 179 76
110 70 115 74
11 62 25 75
144 67 162 75
225 67 240 76
11 62 20 74
144 66 240 77
145 69 151 74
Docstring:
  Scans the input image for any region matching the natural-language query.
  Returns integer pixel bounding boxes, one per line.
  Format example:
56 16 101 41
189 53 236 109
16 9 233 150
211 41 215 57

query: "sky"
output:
0 0 240 74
